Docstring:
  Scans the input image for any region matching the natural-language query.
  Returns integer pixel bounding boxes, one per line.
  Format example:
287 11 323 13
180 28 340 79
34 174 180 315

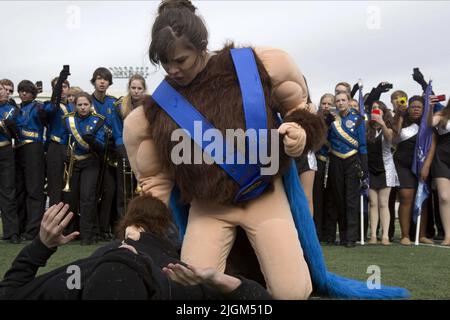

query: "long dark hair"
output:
115 195 173 239
149 0 208 65
437 98 450 128
366 101 395 143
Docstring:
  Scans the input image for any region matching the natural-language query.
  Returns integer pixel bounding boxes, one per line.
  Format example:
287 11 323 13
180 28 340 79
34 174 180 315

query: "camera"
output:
398 97 407 106
436 94 446 102
35 81 43 94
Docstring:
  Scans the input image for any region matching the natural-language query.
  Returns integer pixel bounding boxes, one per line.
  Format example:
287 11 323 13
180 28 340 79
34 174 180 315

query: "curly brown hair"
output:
115 195 173 240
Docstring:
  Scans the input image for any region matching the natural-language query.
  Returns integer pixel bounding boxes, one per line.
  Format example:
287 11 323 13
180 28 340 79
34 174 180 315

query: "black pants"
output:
313 159 336 241
97 164 116 234
68 156 100 240
115 158 126 221
0 144 19 239
46 141 66 206
15 142 45 238
388 187 397 240
329 154 361 243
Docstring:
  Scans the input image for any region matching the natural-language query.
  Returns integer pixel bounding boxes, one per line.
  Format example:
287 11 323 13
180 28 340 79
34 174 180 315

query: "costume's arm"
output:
254 47 327 155
123 106 174 206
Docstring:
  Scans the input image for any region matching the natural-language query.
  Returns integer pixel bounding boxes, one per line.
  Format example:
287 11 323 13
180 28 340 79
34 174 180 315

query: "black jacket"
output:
0 233 271 300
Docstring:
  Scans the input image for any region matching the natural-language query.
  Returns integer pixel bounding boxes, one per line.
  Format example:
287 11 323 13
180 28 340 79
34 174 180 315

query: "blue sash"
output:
152 48 270 203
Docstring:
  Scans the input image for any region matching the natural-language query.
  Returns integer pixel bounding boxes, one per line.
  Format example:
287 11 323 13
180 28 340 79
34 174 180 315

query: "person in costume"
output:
124 0 410 299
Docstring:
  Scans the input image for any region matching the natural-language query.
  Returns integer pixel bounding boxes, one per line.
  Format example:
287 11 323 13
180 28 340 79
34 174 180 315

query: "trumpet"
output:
63 136 76 193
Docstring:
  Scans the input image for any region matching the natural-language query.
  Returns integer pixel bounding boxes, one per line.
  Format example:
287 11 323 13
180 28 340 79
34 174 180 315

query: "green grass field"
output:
1 220 449 299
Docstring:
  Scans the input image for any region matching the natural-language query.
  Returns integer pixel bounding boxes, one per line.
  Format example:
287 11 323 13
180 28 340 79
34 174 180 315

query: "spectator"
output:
335 82 351 95
66 87 82 105
393 96 436 245
366 101 398 245
314 93 336 243
429 97 450 246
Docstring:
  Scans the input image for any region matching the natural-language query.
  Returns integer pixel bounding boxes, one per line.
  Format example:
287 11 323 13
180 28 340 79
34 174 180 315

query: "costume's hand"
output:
278 122 306 157
39 203 79 248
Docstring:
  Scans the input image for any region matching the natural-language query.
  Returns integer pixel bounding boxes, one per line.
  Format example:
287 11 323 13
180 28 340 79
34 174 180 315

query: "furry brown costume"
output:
144 44 326 205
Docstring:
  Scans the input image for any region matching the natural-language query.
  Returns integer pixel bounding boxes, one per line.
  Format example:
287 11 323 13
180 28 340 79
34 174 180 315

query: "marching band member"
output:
46 77 73 206
90 67 121 241
328 91 368 248
0 83 20 243
62 92 106 245
15 80 56 240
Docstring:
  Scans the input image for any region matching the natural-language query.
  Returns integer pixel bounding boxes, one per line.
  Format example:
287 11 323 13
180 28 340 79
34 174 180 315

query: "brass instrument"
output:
63 136 76 193
122 158 141 213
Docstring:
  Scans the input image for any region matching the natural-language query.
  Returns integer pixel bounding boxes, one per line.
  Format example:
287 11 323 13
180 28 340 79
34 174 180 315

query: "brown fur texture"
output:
144 44 298 205
283 108 327 154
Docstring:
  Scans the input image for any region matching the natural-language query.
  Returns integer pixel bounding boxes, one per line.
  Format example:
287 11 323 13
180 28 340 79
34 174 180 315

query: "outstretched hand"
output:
162 263 242 294
39 203 79 248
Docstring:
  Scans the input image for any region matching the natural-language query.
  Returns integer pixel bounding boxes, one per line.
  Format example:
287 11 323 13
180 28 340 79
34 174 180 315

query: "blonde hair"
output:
67 86 82 97
320 93 335 106
121 75 147 119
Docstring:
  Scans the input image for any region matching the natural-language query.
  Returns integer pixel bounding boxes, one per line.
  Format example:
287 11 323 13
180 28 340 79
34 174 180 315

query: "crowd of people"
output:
300 79 449 247
1 70 449 250
0 69 148 245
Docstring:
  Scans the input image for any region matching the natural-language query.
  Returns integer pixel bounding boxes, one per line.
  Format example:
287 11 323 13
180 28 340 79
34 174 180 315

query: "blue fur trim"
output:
283 159 410 299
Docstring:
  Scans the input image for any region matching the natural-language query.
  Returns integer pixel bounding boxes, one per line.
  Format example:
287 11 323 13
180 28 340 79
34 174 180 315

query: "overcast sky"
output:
1 1 449 107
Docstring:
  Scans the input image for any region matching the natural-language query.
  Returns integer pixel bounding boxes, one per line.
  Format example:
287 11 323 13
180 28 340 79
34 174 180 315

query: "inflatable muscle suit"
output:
124 45 410 300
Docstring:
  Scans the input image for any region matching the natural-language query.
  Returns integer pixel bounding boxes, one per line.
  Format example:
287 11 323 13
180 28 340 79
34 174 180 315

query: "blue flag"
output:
358 84 369 199
358 84 365 117
412 81 433 223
